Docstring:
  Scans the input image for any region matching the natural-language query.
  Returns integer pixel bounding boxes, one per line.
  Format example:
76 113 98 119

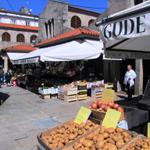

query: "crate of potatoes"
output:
62 126 138 150
37 120 99 150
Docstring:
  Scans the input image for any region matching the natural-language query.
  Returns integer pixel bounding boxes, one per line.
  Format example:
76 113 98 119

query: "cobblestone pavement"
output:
0 86 93 150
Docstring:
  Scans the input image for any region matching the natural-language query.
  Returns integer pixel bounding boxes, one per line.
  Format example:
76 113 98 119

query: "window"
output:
17 34 25 42
45 22 48 38
71 16 81 28
48 19 54 38
88 19 95 26
48 20 51 38
2 32 11 42
26 21 30 26
30 35 37 43
134 0 143 5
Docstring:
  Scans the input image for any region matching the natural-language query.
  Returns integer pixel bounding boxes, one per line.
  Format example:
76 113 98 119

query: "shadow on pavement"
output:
0 92 9 105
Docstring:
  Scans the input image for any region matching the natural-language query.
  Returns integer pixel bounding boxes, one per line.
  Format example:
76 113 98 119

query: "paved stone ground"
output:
0 86 93 150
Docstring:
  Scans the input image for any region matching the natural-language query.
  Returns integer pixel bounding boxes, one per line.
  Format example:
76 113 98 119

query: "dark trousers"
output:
126 83 134 100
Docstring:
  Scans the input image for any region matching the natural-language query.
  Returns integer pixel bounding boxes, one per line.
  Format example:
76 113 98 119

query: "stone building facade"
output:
0 9 39 73
38 0 100 41
0 9 39 50
0 27 38 50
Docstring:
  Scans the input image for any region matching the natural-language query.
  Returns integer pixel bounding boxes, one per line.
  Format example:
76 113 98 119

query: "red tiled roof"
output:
37 28 99 47
0 23 39 32
5 44 36 52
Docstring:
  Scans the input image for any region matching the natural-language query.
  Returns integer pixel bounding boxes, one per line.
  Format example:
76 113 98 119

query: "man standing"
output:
124 65 137 100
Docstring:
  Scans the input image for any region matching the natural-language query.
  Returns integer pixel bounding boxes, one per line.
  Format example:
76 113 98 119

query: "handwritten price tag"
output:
74 107 91 124
102 108 121 128
102 88 116 102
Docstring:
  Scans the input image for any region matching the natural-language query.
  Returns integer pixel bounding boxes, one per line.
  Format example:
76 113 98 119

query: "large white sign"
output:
100 12 150 41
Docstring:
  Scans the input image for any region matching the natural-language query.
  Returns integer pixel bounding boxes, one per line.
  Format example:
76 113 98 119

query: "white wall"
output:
0 18 12 24
30 21 39 27
15 19 26 25
0 12 39 27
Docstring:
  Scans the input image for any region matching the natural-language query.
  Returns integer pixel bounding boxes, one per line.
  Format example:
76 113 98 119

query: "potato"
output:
95 140 104 149
107 143 117 150
103 132 109 139
116 140 125 149
106 128 115 134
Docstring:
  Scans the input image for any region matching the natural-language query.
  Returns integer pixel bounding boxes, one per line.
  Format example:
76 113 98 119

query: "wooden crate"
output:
58 93 77 102
41 94 50 100
37 120 99 150
77 88 87 101
77 95 88 101
60 127 138 150
64 87 78 95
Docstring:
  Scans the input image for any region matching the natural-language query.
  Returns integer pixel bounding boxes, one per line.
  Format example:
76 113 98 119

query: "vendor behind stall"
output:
124 65 136 100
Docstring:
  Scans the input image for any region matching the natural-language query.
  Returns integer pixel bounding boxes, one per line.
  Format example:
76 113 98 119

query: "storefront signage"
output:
100 12 150 41
102 108 121 128
74 107 91 124
12 57 39 65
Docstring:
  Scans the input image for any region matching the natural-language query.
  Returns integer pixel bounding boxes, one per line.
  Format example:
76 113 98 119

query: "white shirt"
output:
124 69 137 87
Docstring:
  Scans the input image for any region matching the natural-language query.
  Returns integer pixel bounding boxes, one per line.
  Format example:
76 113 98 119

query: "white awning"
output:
7 52 27 61
13 40 104 64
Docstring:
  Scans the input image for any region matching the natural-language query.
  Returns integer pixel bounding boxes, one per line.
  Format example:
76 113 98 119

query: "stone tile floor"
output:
0 86 93 150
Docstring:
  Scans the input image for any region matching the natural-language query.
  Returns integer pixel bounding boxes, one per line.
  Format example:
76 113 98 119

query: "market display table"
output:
116 95 142 108
138 99 150 110
124 107 149 129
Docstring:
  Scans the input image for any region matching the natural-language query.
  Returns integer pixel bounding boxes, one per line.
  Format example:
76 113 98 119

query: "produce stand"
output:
38 87 58 100
37 119 150 150
37 98 150 150
37 120 99 150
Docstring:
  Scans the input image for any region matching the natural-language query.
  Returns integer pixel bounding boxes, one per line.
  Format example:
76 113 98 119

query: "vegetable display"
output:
63 126 137 150
126 137 150 150
89 100 124 113
40 120 98 149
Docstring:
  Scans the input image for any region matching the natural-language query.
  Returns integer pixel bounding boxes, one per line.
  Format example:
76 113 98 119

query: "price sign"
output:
102 88 116 102
74 107 91 124
147 123 150 138
102 108 121 128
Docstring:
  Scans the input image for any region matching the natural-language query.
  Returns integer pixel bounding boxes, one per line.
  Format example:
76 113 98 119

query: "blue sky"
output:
0 0 108 15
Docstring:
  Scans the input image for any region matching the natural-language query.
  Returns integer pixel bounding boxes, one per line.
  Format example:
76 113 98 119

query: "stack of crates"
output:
77 82 88 101
58 87 78 102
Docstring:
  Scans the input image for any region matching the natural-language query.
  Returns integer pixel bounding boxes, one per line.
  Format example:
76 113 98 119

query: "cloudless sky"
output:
0 0 108 15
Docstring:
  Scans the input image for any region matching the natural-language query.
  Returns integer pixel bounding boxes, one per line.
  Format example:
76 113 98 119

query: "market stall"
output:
12 40 103 64
11 38 105 99
37 100 149 150
95 0 150 140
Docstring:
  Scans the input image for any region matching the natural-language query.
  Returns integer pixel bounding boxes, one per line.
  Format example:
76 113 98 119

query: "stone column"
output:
135 59 143 95
3 56 8 73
